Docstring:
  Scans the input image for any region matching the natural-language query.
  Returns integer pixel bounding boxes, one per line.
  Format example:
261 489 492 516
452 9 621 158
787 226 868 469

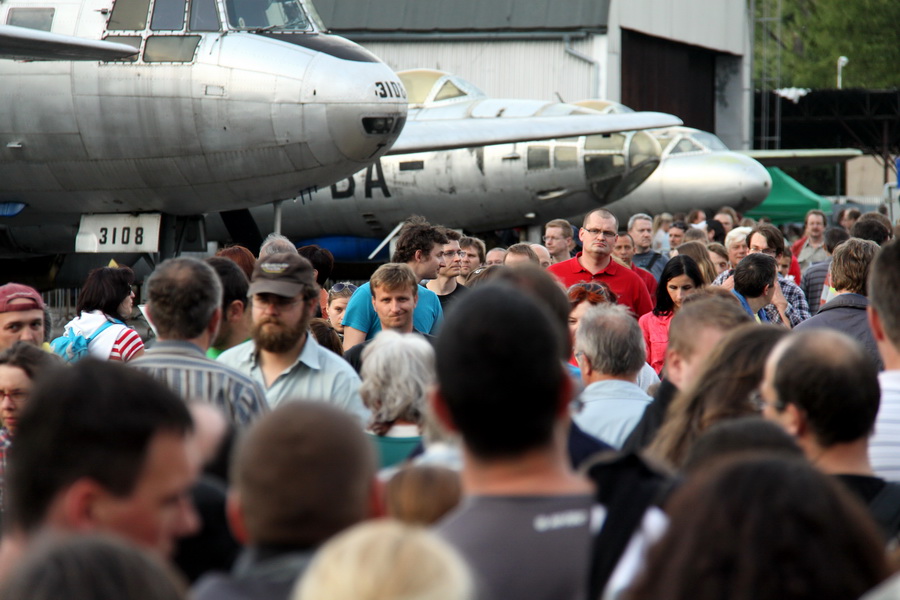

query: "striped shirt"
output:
110 327 144 361
870 371 900 481
130 341 268 427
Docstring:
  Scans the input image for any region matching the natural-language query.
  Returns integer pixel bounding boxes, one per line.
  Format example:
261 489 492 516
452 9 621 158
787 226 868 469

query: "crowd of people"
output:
0 203 898 599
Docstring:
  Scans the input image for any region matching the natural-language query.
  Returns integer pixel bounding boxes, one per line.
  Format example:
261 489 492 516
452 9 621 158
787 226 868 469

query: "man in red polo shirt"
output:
548 209 653 317
612 233 657 303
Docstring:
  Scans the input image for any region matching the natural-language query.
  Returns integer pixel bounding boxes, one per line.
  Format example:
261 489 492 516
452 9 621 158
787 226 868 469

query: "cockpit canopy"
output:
226 0 321 31
397 69 487 107
654 127 730 157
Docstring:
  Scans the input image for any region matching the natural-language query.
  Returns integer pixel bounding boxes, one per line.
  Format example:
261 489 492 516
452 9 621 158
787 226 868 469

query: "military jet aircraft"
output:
214 75 863 260
204 71 770 255
0 4 678 285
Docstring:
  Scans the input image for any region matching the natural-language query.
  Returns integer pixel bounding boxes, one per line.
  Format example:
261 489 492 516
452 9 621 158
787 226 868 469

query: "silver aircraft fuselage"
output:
207 76 770 243
0 0 406 227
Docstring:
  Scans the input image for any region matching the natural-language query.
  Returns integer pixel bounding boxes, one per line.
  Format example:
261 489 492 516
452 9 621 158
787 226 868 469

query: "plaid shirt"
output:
713 269 811 327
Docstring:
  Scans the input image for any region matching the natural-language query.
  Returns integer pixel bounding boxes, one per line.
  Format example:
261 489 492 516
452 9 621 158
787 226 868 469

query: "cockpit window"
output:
666 137 703 155
108 0 150 30
150 0 185 30
190 0 220 31
434 80 466 102
691 131 729 151
397 69 485 106
225 0 311 30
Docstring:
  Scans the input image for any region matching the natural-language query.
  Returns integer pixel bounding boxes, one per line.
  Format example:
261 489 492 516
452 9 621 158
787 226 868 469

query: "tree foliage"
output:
755 0 900 89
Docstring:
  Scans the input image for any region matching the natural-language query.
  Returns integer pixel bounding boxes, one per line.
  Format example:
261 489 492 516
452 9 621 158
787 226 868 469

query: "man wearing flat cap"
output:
0 283 46 353
218 253 367 420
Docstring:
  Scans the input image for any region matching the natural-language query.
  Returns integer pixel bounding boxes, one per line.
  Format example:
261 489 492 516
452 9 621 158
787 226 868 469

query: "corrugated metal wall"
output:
620 29 716 131
359 38 597 102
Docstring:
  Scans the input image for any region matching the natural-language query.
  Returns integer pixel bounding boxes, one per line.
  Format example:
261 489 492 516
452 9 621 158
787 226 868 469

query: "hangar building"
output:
315 0 753 150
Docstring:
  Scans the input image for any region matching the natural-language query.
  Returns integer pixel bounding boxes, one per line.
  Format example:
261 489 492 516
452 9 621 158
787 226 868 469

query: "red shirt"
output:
548 253 653 317
630 263 657 306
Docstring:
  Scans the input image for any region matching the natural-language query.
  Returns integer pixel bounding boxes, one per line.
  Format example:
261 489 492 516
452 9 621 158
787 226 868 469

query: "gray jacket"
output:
794 293 882 370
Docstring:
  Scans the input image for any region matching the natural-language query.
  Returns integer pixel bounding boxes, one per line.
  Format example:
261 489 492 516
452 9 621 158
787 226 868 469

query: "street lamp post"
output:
837 56 849 89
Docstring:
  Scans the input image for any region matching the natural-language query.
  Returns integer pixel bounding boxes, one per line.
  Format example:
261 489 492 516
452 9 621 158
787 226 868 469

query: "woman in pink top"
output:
639 255 704 375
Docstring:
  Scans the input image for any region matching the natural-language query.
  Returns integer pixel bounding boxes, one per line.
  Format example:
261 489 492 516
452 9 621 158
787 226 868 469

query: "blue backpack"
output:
50 319 122 363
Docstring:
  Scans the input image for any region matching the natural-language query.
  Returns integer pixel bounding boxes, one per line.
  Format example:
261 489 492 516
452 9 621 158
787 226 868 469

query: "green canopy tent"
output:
744 167 832 225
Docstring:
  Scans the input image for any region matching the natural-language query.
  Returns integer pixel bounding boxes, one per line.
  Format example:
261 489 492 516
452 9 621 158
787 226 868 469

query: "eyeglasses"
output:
253 294 301 309
582 228 617 238
749 246 777 256
329 283 358 294
748 389 782 412
442 251 467 259
0 390 27 403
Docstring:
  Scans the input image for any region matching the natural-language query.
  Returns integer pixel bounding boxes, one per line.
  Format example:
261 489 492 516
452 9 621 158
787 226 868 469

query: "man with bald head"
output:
548 209 652 317
761 329 900 541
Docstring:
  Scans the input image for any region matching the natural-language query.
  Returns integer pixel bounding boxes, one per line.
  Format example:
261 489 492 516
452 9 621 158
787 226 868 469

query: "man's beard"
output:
252 315 308 353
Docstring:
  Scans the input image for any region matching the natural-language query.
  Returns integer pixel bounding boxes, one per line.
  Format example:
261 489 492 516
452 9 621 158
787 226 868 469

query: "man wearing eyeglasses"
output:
218 253 367 420
712 224 810 328
426 228 470 312
548 209 652 317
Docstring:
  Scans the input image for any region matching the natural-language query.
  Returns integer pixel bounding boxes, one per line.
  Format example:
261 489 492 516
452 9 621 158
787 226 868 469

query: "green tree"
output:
755 0 900 89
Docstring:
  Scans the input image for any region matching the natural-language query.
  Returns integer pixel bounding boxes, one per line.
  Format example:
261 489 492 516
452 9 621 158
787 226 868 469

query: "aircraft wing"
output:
0 24 139 61
388 111 682 155
738 148 863 167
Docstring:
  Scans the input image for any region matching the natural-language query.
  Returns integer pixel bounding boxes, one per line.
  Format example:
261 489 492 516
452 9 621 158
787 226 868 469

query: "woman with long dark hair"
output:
58 266 144 361
638 255 703 375
646 324 787 470
627 456 889 600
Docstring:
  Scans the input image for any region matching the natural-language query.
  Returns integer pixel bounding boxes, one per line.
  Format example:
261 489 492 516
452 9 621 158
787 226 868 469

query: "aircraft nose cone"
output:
736 155 772 211
305 51 407 164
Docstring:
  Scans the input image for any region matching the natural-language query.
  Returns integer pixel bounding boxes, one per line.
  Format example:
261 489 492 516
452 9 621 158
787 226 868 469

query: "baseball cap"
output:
249 253 316 298
0 283 45 313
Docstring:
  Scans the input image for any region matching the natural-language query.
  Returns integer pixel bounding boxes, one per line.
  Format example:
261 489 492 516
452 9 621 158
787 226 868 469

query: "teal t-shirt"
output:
341 282 443 339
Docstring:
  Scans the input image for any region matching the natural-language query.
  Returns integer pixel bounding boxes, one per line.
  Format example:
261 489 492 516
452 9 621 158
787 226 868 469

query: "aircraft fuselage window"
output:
190 0 221 31
585 155 624 181
585 133 625 152
108 0 151 30
226 0 309 30
527 146 550 171
628 131 660 168
151 0 186 30
143 35 199 61
7 8 54 31
554 146 577 170
103 35 142 61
